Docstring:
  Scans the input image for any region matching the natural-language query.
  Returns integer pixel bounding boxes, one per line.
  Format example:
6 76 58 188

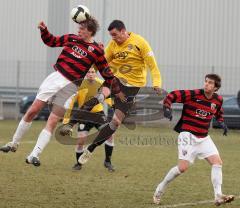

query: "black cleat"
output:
72 163 82 171
104 161 115 172
26 156 41 167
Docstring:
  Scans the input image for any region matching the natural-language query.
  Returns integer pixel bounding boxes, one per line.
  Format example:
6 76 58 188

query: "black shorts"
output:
114 82 140 115
77 111 105 132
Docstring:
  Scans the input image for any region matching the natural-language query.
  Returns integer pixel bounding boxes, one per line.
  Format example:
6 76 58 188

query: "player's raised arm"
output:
38 21 71 47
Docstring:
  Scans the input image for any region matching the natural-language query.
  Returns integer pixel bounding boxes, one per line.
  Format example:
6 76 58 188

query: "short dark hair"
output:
80 16 99 36
205 73 221 90
108 20 126 31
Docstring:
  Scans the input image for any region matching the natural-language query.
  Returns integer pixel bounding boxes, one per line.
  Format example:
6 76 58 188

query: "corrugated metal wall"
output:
0 0 239 94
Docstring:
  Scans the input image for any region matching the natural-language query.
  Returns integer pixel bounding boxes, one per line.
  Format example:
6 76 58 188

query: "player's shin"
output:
87 122 117 153
155 166 181 194
12 118 32 144
29 129 52 158
211 164 223 199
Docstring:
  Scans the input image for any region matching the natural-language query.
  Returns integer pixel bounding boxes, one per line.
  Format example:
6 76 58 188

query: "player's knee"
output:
110 117 121 129
178 163 189 173
214 158 223 166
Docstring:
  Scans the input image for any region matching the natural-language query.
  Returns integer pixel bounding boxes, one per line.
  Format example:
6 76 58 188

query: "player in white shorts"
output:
153 74 234 206
0 17 121 167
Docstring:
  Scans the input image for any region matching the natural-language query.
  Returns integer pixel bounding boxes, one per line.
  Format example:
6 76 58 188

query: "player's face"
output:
78 24 92 40
204 78 217 93
109 28 127 45
86 68 96 81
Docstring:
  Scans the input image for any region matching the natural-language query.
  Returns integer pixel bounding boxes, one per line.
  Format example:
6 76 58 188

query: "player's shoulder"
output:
91 41 105 55
67 34 79 40
131 32 148 44
213 93 223 102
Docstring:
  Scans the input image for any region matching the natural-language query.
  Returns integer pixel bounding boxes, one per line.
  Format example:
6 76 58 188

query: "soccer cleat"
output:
72 163 82 171
25 156 41 167
78 148 92 165
153 188 164 205
0 142 18 153
104 161 115 172
214 194 234 206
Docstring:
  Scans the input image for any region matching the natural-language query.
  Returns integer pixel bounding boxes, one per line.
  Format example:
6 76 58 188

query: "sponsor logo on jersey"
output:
71 46 88 58
114 51 128 59
196 109 211 119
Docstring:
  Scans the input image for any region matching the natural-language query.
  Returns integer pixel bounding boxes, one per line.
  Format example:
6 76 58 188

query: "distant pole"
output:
211 65 215 73
102 0 107 44
15 60 20 120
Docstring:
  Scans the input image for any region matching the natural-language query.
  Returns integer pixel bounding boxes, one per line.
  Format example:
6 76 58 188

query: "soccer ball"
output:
70 5 90 23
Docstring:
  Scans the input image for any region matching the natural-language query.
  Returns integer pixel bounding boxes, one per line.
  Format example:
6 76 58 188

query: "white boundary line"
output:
156 195 240 208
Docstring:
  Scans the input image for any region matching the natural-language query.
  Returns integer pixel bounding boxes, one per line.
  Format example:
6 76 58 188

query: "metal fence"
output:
0 60 239 119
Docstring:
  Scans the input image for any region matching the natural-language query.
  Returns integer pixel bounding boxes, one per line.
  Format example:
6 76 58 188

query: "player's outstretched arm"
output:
38 21 70 47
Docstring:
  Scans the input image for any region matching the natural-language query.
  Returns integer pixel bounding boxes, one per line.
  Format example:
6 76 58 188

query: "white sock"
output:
30 129 52 158
211 164 222 199
12 119 32 144
155 166 181 194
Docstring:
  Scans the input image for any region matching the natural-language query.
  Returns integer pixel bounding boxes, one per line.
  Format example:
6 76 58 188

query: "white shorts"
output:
178 131 219 164
36 71 78 108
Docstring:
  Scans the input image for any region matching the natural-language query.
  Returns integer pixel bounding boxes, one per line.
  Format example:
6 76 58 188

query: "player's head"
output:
78 16 99 39
204 74 221 93
86 67 97 82
108 20 129 44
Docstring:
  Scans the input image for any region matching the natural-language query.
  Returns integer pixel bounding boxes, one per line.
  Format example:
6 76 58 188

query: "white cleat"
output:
153 190 164 205
0 142 18 153
78 148 92 165
215 194 234 206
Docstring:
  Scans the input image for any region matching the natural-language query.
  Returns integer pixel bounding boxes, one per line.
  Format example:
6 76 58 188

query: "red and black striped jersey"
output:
164 89 224 138
40 27 115 88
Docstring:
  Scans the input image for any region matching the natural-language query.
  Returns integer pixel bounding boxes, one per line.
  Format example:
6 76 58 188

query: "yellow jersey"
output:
63 78 112 124
105 32 162 87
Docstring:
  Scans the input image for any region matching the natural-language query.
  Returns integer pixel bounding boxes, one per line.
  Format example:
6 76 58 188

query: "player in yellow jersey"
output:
60 20 162 165
63 68 115 171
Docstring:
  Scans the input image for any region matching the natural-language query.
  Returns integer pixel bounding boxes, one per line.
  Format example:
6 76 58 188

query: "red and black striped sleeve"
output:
164 89 200 108
40 28 73 47
214 97 224 122
95 54 120 94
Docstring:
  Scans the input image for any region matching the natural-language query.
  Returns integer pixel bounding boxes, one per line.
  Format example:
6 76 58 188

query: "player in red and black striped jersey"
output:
40 21 115 87
153 74 234 206
0 17 121 167
164 88 224 138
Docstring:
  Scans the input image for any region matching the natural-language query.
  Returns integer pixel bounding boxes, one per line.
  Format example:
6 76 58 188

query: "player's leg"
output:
0 99 46 153
72 123 90 170
104 135 115 172
78 109 125 165
26 112 61 166
153 160 188 204
153 132 195 204
202 138 234 206
78 85 139 164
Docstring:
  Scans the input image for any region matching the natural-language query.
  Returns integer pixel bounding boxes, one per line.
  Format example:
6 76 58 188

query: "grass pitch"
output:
0 120 239 208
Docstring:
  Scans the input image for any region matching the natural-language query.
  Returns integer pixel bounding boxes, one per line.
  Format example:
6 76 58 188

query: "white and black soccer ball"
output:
70 5 90 23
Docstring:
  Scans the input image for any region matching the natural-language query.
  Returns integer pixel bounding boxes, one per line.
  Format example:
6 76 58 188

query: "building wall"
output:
0 0 239 94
